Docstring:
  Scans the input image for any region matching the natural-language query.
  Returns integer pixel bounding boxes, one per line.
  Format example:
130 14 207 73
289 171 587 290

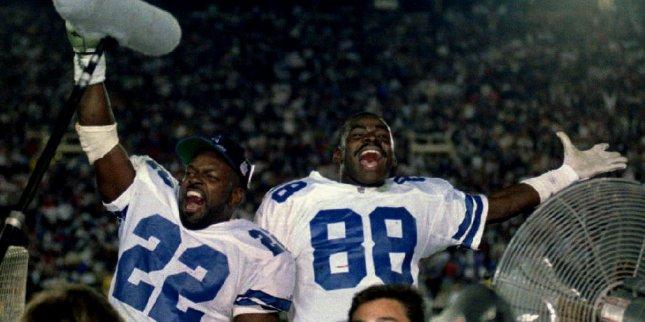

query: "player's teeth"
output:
360 149 381 156
187 190 203 198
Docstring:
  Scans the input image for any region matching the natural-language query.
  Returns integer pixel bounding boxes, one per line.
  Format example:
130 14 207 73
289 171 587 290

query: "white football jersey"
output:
255 171 488 322
104 155 295 322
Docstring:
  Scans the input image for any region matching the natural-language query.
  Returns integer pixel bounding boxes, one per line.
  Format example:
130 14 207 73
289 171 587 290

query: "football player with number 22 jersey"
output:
69 26 295 321
255 112 627 322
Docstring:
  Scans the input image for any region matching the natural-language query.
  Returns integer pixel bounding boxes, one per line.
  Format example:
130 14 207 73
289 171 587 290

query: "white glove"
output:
66 21 103 54
522 132 628 202
556 131 628 180
66 21 106 85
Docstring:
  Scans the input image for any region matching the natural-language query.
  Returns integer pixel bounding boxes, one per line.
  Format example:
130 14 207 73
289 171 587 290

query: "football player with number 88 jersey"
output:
255 112 627 322
68 25 295 321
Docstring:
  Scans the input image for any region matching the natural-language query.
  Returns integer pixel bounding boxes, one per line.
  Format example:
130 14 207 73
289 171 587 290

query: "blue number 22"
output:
113 214 229 321
309 207 416 290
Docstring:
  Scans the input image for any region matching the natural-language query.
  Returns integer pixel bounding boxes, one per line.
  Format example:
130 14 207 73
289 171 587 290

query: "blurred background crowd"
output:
1 0 642 311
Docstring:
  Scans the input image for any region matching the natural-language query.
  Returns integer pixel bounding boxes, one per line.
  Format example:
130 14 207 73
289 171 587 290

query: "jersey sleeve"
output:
232 251 295 316
102 155 178 218
416 178 489 256
254 188 296 251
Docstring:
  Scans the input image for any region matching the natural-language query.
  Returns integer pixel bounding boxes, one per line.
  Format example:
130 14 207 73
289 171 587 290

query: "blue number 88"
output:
309 207 416 290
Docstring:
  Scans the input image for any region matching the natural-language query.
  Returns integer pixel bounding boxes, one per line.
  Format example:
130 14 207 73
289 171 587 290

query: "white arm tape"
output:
74 53 106 85
521 164 579 203
75 123 119 164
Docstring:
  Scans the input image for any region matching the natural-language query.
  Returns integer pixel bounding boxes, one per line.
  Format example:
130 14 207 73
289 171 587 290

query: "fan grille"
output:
493 178 644 322
0 246 28 322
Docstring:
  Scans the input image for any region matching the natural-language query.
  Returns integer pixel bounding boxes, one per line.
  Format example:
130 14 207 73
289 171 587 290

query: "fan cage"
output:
493 178 644 322
0 246 29 322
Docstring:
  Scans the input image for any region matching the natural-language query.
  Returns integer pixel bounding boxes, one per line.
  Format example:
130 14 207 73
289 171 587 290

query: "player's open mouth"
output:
184 190 205 213
358 149 383 170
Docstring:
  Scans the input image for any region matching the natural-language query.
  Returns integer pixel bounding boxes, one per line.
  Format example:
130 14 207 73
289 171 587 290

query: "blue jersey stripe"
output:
451 195 473 240
234 298 282 312
235 289 291 312
463 195 483 248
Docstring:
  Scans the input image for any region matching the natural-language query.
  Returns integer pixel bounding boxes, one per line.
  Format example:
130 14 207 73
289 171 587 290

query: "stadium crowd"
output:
1 0 642 306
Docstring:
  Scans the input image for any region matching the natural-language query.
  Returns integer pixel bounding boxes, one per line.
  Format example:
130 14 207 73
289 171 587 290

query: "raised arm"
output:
77 84 134 202
485 132 627 224
70 25 134 202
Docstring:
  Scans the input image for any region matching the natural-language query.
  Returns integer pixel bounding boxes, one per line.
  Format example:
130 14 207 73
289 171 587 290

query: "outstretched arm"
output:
485 132 627 224
486 183 539 223
70 25 134 202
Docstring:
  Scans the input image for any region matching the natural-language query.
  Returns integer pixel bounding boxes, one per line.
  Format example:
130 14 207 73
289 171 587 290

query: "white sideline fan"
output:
0 246 28 322
493 178 644 322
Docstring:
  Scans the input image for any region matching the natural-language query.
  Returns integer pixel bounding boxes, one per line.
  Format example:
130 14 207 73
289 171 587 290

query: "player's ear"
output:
332 147 343 165
228 186 245 208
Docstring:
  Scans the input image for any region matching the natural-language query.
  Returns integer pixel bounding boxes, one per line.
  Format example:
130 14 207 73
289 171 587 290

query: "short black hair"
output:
348 284 426 322
337 111 392 149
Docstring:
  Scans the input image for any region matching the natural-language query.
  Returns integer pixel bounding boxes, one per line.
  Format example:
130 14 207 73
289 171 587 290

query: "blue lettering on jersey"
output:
309 207 417 290
113 215 180 311
393 176 426 184
310 209 367 290
369 207 416 284
249 229 286 256
146 160 174 188
113 214 229 320
271 181 307 203
149 245 229 322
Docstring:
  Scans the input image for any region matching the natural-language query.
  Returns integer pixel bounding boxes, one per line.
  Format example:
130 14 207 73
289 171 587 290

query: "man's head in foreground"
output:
22 283 123 322
348 284 425 322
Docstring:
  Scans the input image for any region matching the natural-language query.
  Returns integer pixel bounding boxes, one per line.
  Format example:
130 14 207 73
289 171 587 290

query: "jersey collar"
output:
308 171 393 193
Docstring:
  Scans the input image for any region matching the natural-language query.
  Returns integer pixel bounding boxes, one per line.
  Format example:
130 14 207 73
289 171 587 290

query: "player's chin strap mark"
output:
75 123 119 164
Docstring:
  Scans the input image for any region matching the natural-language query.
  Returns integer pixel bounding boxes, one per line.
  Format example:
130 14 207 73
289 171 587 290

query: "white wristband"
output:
73 53 106 85
75 123 119 164
521 164 579 203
